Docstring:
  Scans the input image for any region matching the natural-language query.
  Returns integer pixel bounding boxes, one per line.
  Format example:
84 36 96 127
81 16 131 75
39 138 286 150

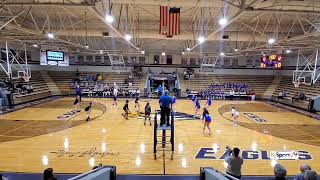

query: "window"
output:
78 56 84 63
231 59 238 67
139 57 146 64
154 55 160 64
254 58 260 67
166 55 172 64
95 56 101 63
86 56 93 63
181 58 187 65
70 56 76 63
246 59 253 67
104 56 110 65
190 58 196 65
223 59 230 67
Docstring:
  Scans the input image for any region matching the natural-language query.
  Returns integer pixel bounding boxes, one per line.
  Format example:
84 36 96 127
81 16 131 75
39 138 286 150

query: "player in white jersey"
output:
112 88 118 108
231 106 239 127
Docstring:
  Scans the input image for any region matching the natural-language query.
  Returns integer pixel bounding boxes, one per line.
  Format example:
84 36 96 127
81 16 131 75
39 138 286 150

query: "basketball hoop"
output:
294 82 300 88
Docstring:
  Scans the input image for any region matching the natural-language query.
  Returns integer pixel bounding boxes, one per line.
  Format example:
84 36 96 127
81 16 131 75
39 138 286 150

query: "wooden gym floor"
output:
0 97 319 175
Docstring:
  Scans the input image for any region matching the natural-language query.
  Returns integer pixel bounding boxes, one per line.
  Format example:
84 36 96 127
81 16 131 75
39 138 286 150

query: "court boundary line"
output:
288 124 320 140
0 121 35 136
219 103 320 147
0 96 62 116
0 99 107 143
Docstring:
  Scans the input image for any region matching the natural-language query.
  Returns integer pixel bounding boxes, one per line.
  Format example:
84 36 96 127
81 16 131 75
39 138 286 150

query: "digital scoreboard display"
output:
46 50 64 61
260 54 282 68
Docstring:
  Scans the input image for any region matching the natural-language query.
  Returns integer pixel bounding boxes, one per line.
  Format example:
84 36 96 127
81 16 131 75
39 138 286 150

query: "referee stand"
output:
153 109 174 161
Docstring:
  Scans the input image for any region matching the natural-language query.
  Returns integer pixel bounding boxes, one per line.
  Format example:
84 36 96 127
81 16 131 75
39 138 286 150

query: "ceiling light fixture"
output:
198 36 205 44
125 34 132 41
219 17 228 26
105 15 114 23
47 32 54 39
268 38 276 44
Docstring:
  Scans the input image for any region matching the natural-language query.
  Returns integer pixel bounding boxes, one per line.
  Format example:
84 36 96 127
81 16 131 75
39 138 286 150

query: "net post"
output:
153 110 157 159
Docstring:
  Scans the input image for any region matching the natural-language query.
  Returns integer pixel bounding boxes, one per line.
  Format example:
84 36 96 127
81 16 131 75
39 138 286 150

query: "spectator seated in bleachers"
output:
72 73 141 98
278 91 284 100
189 82 250 100
184 68 194 80
132 66 143 79
292 92 308 102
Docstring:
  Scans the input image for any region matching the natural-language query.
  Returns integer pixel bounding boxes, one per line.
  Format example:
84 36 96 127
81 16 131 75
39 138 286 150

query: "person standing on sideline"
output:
225 146 243 179
157 85 163 96
122 100 130 120
231 106 239 127
113 87 118 98
159 91 172 127
112 95 118 108
74 95 81 112
171 95 176 112
205 97 212 108
85 102 92 122
202 108 212 135
194 99 201 118
75 84 82 101
144 102 152 126
229 89 235 101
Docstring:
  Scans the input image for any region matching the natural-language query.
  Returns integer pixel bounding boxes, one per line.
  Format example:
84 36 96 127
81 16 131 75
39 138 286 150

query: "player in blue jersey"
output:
191 94 197 107
205 97 212 108
202 108 212 135
171 95 176 112
194 99 201 118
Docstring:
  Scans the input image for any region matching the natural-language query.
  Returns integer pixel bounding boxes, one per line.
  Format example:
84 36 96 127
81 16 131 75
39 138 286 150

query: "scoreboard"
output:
260 54 282 68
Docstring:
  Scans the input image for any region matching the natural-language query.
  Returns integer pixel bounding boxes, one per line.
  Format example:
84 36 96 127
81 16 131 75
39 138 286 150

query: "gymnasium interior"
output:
0 0 319 179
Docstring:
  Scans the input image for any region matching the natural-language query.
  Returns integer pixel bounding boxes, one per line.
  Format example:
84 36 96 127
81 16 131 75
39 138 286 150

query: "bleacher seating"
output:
9 71 51 104
47 71 76 95
180 74 275 98
272 76 320 110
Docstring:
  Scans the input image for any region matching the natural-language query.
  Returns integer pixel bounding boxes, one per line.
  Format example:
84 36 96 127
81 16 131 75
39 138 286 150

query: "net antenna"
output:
107 52 127 72
292 48 320 86
0 41 31 82
200 55 220 72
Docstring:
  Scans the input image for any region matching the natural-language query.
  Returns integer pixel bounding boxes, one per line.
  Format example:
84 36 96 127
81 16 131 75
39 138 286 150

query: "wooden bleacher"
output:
47 71 76 95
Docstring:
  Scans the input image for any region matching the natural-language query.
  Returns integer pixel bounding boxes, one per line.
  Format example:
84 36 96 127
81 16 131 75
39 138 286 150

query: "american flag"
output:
159 6 180 38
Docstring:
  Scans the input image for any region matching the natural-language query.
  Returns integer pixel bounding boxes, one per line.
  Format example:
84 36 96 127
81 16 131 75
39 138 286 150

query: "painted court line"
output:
0 121 35 136
288 125 320 140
